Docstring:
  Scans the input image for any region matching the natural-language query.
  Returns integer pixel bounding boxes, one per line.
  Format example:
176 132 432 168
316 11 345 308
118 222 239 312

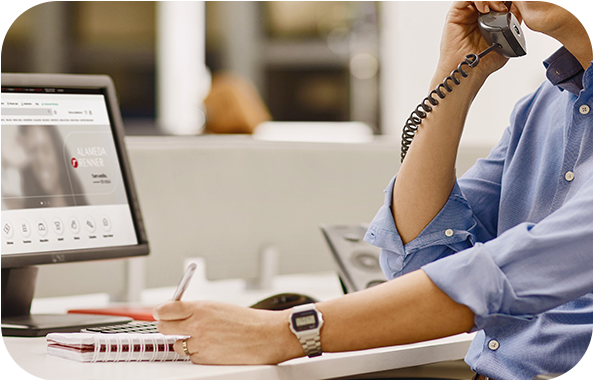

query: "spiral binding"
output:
400 43 499 162
89 333 189 362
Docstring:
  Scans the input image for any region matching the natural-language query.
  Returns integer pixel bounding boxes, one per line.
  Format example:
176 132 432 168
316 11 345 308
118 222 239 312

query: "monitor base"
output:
2 313 132 337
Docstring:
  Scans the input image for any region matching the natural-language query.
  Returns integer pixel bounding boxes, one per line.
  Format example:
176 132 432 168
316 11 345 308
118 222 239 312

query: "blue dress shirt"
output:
365 47 593 380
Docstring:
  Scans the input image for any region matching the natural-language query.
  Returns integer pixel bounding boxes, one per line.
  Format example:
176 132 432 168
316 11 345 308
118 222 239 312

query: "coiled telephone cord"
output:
400 43 499 162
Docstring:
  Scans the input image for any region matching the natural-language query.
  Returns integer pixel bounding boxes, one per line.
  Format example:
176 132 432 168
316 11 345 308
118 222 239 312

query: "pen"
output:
171 262 197 301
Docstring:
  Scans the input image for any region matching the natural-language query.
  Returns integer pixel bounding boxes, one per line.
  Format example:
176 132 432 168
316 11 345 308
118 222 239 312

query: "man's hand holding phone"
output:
433 1 518 88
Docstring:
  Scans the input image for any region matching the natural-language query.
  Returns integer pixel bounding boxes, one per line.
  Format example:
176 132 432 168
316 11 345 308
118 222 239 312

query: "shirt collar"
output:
543 47 585 95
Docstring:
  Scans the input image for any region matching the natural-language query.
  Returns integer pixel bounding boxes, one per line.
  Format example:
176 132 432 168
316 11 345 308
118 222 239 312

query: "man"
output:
155 2 592 379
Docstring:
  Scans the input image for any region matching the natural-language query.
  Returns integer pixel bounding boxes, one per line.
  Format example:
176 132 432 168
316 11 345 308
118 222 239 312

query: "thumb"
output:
153 301 194 321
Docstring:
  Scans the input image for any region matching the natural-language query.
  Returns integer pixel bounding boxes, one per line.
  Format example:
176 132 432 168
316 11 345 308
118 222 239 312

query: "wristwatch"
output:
288 303 324 357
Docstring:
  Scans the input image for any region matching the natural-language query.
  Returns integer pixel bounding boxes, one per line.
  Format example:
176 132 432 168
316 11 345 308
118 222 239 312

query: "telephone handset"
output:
478 7 527 58
400 2 527 161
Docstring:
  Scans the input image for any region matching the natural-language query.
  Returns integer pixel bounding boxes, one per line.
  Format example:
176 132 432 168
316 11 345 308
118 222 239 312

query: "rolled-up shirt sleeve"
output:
422 178 593 330
365 126 512 280
366 170 593 331
364 178 480 278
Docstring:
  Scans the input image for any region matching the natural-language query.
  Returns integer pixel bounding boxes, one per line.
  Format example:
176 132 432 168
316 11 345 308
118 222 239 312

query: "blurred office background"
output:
2 1 562 145
1 1 565 297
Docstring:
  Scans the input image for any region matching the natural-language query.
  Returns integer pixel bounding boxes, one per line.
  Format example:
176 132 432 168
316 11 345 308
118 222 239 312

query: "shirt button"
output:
565 171 575 182
579 105 590 115
444 229 454 237
488 340 500 351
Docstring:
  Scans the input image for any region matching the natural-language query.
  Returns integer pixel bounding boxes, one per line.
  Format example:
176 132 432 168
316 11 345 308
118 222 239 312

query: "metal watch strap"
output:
289 303 324 358
299 333 323 357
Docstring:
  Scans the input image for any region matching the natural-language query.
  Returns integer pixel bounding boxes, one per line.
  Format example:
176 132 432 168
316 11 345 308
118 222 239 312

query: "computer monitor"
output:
1 73 149 336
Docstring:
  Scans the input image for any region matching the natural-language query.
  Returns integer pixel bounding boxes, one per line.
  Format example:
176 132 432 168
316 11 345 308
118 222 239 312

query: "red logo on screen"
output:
71 158 78 168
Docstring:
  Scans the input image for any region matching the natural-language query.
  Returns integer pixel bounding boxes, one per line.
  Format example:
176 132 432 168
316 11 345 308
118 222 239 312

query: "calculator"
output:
81 321 159 334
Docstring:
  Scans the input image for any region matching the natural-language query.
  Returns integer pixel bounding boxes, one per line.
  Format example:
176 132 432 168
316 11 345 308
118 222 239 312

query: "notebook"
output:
46 332 190 362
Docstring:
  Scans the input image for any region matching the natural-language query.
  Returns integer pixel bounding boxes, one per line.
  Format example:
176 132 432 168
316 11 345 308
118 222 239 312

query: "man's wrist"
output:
276 309 309 362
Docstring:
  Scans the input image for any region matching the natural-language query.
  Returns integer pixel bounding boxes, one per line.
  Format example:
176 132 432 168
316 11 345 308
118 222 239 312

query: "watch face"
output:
291 310 318 331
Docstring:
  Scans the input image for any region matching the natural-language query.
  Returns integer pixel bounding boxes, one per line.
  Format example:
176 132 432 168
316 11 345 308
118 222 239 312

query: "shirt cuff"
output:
422 244 535 331
364 176 477 258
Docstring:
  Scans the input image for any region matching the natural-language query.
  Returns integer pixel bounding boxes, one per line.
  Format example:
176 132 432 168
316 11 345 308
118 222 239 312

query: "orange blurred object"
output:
204 73 272 134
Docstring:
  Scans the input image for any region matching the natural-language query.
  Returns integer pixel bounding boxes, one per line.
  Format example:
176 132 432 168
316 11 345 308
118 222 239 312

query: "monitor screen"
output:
1 74 149 336
1 87 138 255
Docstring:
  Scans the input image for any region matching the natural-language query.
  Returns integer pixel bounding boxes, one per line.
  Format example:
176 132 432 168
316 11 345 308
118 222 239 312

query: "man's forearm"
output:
311 270 475 353
393 69 488 244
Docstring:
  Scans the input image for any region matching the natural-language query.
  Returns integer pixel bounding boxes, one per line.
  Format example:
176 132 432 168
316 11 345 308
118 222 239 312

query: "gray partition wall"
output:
126 136 401 288
33 136 491 297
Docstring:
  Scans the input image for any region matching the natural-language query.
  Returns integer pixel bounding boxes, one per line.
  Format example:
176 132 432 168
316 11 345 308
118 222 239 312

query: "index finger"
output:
474 1 508 13
153 301 194 321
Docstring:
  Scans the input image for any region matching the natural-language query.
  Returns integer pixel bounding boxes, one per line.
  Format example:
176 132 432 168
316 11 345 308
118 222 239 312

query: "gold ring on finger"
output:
182 338 191 356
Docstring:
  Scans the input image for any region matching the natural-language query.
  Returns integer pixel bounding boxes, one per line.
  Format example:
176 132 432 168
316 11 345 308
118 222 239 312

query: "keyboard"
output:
81 321 158 334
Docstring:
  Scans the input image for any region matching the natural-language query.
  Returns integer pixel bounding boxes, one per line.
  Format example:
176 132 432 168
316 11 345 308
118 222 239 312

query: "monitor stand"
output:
1 267 132 337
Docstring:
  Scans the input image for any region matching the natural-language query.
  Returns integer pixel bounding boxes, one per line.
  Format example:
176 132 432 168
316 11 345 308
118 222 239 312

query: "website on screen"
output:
1 89 138 254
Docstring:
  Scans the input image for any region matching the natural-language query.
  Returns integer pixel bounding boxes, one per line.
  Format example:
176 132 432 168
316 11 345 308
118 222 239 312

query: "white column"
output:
31 2 68 73
378 1 447 137
218 2 263 92
156 1 211 135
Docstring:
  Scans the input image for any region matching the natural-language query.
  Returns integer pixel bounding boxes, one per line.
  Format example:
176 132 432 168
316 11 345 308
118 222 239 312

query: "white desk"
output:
2 272 475 380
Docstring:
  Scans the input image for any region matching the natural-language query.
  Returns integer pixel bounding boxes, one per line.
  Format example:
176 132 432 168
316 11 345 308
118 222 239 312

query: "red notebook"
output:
68 306 156 321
